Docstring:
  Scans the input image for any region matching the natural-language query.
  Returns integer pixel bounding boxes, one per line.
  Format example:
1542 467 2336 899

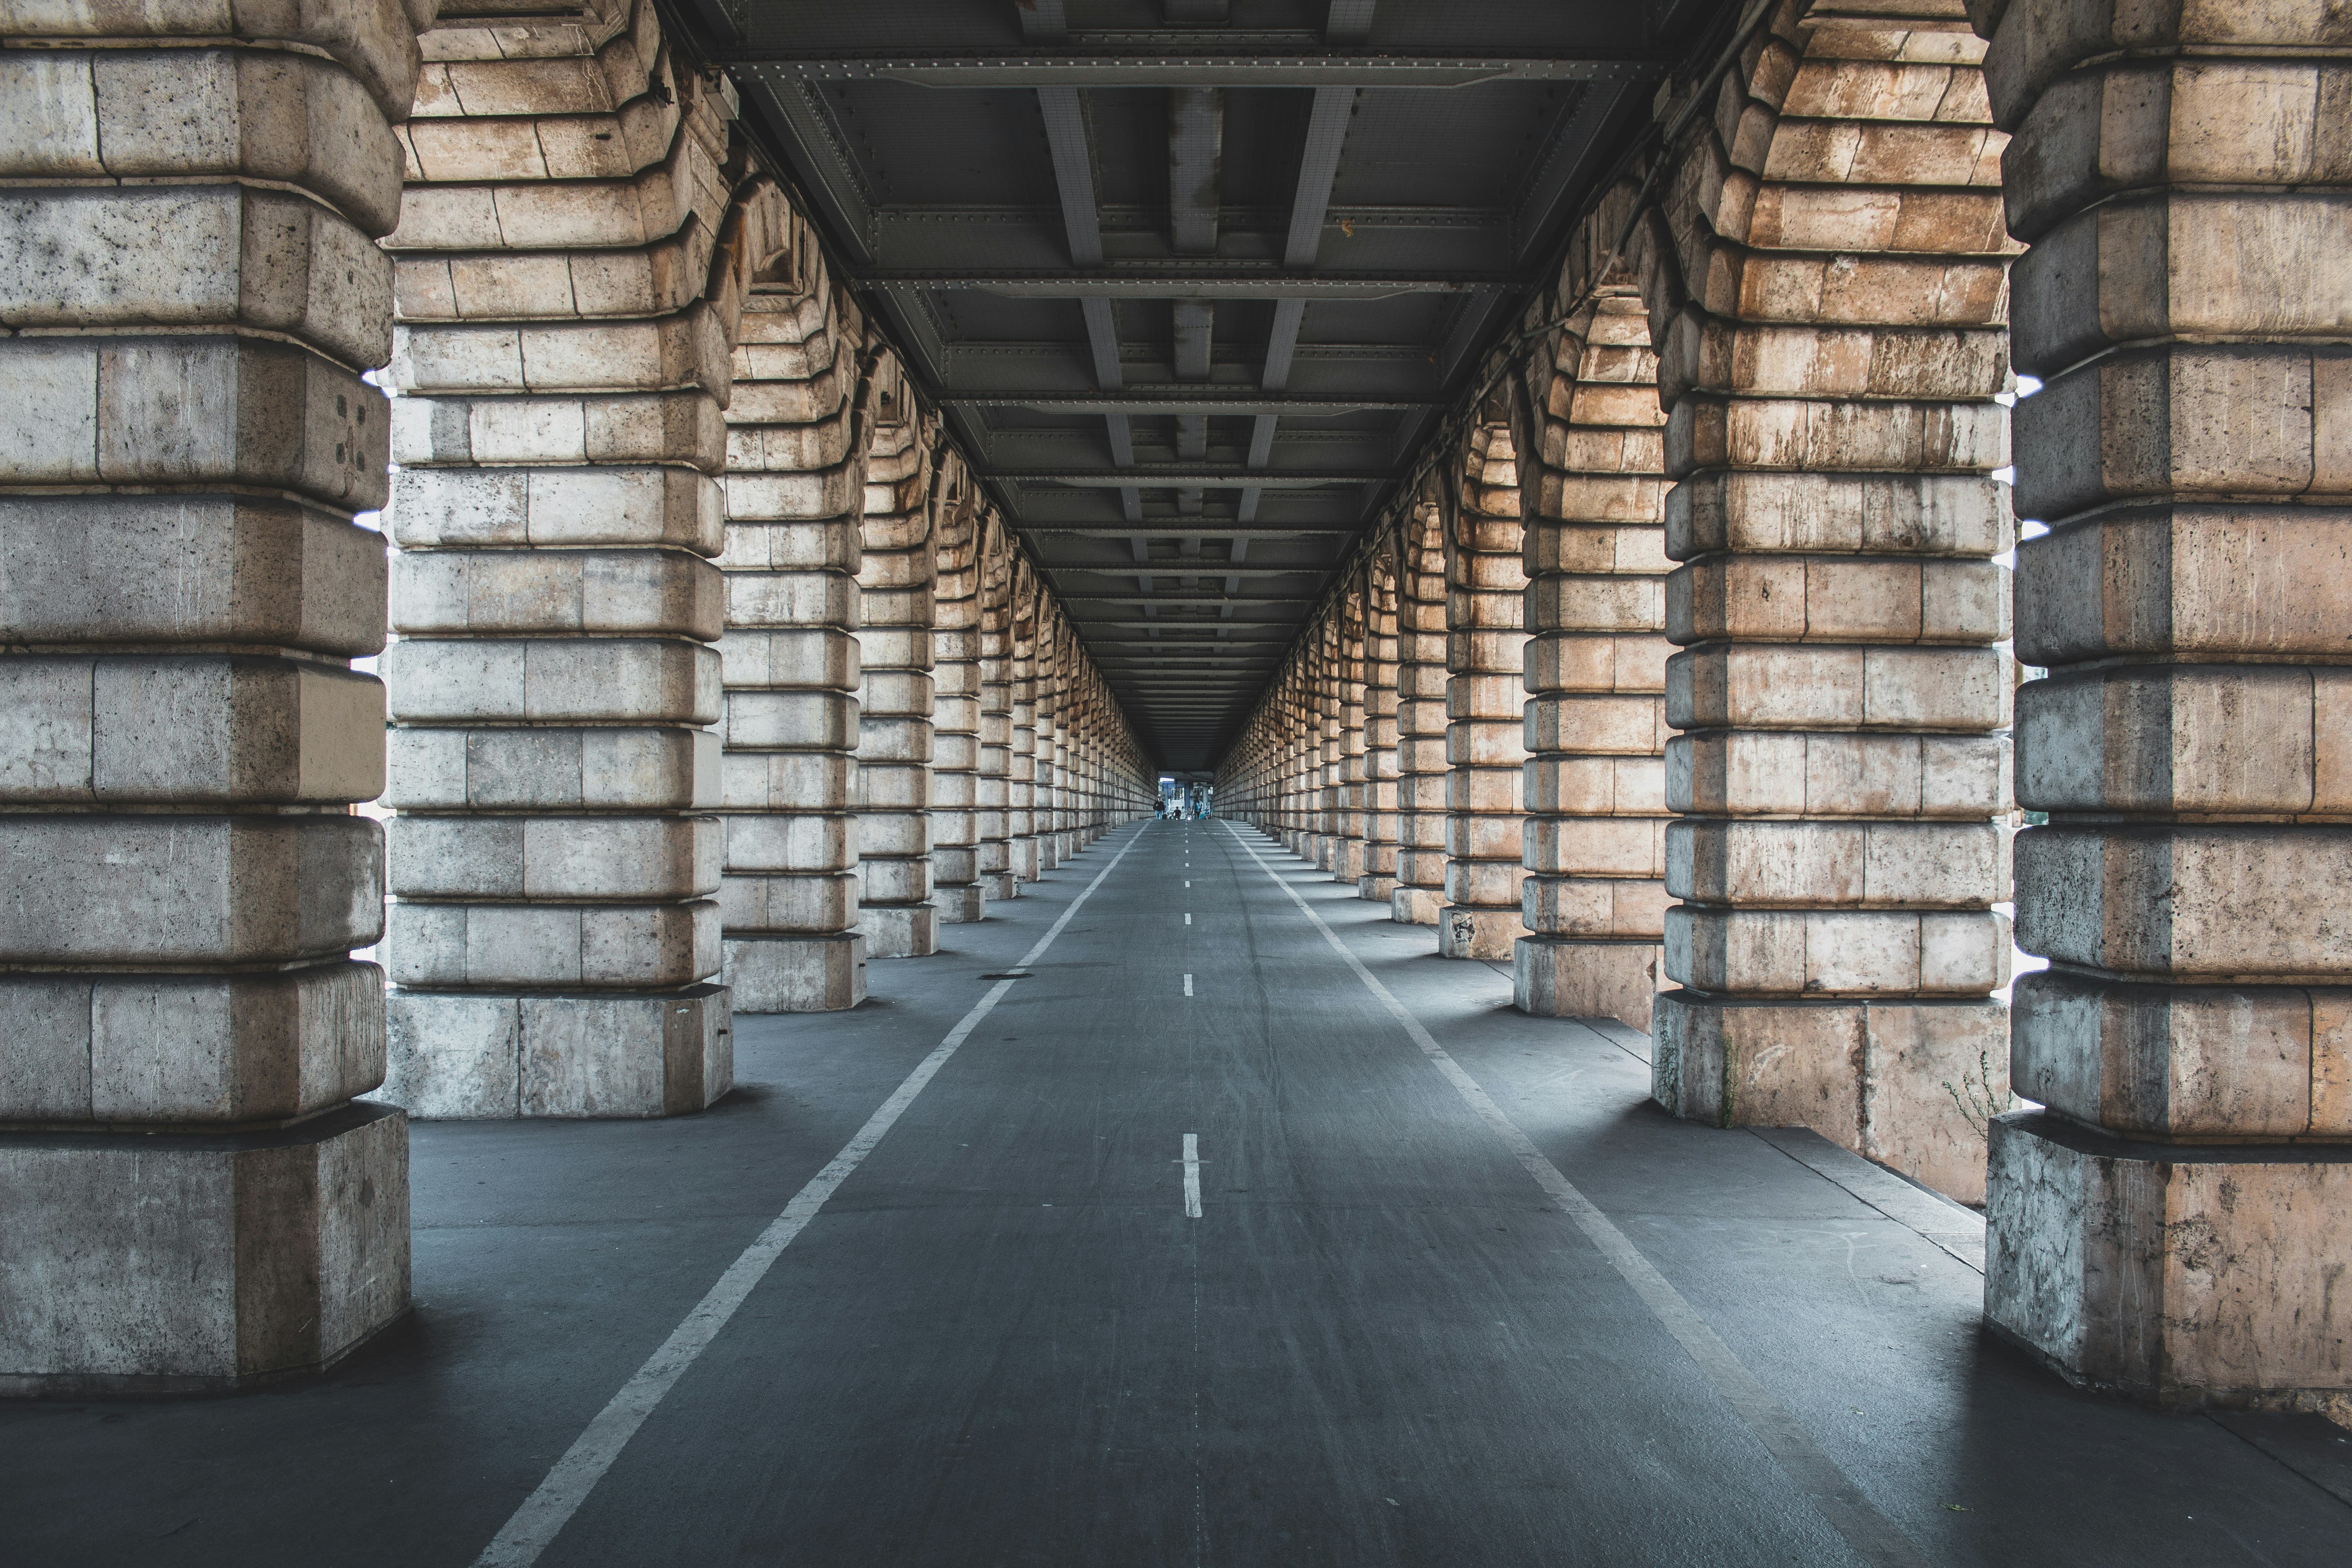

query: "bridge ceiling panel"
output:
699 0 1731 769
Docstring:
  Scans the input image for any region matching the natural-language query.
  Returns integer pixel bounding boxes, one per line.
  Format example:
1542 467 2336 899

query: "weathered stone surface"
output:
380 984 730 1118
1986 1112 2352 1411
0 9 419 1387
1975 0 2352 1409
0 1104 409 1395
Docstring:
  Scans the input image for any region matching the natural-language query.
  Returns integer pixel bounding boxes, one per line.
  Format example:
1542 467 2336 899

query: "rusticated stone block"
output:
380 983 730 1118
0 1104 409 1395
1986 1111 2352 1411
1653 991 2004 1201
725 934 866 1013
1514 936 1666 1030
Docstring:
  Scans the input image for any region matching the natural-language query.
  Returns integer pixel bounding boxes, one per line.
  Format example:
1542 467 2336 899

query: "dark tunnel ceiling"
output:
681 0 1740 772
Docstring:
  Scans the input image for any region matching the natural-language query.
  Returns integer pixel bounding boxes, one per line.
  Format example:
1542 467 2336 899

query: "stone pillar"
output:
1441 420 1534 959
930 479 985 922
1644 0 2015 1198
1009 575 1041 882
0 0 423 1391
1336 591 1371 883
1361 560 1404 901
380 0 738 1115
855 392 939 959
717 246 868 1013
1035 614 1062 871
1392 505 1451 924
1976 0 2352 1409
1515 287 1674 1029
977 540 1017 898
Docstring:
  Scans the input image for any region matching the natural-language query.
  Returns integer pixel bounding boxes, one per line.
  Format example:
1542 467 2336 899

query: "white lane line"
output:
1218 822 1931 1568
1184 912 1191 925
469 829 1146 1568
1181 1133 1203 1219
1185 880 1190 887
1182 973 1193 996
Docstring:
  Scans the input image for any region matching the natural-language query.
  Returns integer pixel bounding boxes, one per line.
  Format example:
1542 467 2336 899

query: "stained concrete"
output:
3 820 2346 1564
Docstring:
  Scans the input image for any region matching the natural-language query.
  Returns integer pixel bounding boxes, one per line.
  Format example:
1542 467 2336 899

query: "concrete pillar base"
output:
1390 887 1443 925
1651 992 2001 1203
1438 905 1527 961
1038 841 1060 872
1336 842 1367 882
1513 938 1664 1032
935 885 987 923
383 985 733 1119
0 1103 410 1398
863 906 941 959
725 935 866 1013
987 873 1021 901
1358 873 1398 902
1013 842 1041 881
1986 1112 2352 1418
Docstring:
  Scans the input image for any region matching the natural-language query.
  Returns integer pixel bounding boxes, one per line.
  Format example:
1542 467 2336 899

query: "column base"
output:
1390 887 1443 925
1012 841 1040 881
1358 873 1398 902
987 872 1020 900
935 884 986 923
1336 842 1367 882
1513 936 1664 1032
382 984 733 1118
863 904 940 959
725 934 865 1013
0 1103 409 1396
1438 904 1527 960
1988 1111 2352 1418
1651 991 2003 1203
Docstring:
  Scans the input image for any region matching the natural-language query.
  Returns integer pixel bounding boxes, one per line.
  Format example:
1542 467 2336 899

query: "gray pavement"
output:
3 820 2347 1566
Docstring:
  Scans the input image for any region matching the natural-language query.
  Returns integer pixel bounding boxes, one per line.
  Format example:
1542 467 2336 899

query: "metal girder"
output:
1051 567 1322 579
1025 526 1353 538
735 57 1669 88
1001 470 1394 488
1067 596 1313 606
879 274 1493 298
949 394 1424 414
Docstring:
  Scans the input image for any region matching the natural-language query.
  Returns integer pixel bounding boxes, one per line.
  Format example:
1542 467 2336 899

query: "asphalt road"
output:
4 819 2347 1567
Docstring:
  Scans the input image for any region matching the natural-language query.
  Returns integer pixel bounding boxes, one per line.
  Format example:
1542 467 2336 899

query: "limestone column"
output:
1320 619 1346 872
1977 0 2352 1407
1645 0 2015 1197
977 540 1017 898
1336 590 1371 884
855 391 938 959
1361 558 1404 902
1392 505 1451 924
717 247 867 1012
380 0 739 1115
1035 613 1062 871
929 477 985 922
0 0 423 1390
1515 288 1675 1029
1441 419 1534 960
1009 573 1041 882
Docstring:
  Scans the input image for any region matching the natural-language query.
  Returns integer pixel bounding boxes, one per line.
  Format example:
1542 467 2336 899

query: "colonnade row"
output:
0 0 1150 1394
1219 0 2352 1418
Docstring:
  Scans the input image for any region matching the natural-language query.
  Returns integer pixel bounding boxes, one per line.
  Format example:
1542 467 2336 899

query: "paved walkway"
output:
5 821 2349 1566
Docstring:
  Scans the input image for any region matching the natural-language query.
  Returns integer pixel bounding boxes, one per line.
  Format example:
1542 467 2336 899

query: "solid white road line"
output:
1181 1133 1203 1219
1183 973 1193 996
1219 822 1931 1568
469 828 1148 1568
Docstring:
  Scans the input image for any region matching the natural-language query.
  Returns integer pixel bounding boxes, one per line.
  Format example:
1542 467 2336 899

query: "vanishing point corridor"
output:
5 823 2347 1566
10 0 2352 1560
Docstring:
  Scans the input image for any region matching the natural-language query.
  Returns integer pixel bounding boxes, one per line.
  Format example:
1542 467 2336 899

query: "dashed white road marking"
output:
1218 822 1931 1568
1184 912 1191 925
1181 1134 1203 1219
1183 973 1193 996
467 830 1146 1567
